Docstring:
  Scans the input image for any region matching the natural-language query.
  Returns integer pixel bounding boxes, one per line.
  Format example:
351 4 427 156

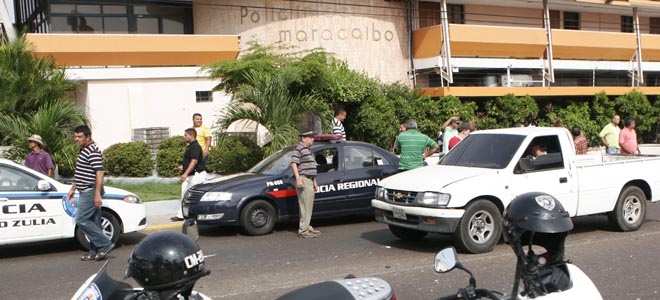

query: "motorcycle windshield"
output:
71 261 123 300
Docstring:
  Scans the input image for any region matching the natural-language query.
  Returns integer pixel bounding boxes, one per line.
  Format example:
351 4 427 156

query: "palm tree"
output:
216 69 329 155
0 34 85 173
0 35 77 116
0 101 86 161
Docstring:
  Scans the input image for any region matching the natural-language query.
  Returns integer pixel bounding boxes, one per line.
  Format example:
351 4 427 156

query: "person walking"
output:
290 129 320 238
66 125 114 261
25 134 54 177
172 128 207 221
619 116 640 155
599 114 621 154
395 119 439 172
193 113 212 167
332 107 347 140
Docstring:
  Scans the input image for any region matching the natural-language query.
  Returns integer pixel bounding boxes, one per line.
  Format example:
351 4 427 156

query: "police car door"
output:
312 146 347 213
342 146 393 210
0 164 63 242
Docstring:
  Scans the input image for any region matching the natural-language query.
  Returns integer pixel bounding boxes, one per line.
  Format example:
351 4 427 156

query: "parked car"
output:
0 158 147 249
373 127 660 253
183 137 399 235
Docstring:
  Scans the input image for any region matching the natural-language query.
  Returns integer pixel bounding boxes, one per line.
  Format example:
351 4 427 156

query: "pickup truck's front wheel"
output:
388 225 428 240
608 186 646 231
454 200 501 254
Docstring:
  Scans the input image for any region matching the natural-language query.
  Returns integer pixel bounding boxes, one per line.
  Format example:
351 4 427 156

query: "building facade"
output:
13 0 660 148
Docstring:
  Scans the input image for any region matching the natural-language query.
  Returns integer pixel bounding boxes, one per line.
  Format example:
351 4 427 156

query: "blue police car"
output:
182 137 399 235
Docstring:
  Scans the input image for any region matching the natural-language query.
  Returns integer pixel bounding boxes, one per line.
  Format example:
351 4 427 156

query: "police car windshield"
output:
248 148 294 175
441 134 525 169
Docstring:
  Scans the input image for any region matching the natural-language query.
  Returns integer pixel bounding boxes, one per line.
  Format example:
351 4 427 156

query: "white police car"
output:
183 137 399 235
0 158 147 249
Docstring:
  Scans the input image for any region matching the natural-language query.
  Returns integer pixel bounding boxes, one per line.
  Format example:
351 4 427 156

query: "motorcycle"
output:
71 218 211 300
432 246 603 300
276 274 395 300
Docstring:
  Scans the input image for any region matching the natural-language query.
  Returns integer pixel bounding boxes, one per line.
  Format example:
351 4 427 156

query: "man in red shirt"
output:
571 126 588 155
619 117 639 155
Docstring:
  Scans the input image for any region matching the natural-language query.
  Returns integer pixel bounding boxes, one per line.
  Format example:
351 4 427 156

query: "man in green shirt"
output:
395 119 439 171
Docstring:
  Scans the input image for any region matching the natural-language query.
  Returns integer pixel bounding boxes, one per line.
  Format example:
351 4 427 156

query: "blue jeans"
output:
606 147 620 154
76 188 111 255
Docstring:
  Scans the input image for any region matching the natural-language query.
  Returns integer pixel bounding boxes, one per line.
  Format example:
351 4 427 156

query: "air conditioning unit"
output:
501 74 533 87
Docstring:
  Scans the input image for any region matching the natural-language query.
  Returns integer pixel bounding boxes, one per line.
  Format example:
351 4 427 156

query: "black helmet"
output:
503 192 573 260
125 232 209 297
504 192 573 240
504 192 574 298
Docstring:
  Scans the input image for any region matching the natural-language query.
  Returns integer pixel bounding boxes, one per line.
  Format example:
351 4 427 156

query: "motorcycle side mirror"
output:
434 247 459 273
182 219 199 242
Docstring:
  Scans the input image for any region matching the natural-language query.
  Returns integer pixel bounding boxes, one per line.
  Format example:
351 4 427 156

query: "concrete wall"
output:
80 77 231 150
194 0 412 84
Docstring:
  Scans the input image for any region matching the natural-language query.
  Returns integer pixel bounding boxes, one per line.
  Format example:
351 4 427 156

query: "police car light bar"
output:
314 134 343 142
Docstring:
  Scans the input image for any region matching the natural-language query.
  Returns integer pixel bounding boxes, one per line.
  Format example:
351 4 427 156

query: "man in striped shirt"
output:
290 130 321 238
332 107 347 140
67 125 114 261
395 119 439 172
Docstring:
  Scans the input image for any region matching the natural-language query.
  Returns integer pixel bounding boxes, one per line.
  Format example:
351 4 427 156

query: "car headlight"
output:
123 195 141 204
200 192 233 202
375 186 386 199
418 192 450 207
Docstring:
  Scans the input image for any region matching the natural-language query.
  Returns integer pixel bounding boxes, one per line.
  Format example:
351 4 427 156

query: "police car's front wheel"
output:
240 200 276 236
75 211 121 250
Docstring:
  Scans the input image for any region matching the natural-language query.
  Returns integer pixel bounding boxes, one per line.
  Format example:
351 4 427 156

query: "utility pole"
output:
0 0 17 42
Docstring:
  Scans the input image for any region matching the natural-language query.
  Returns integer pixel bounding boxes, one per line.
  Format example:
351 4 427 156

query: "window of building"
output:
549 10 560 29
48 1 192 34
651 17 660 34
621 16 633 33
418 2 463 28
448 4 465 24
195 91 213 102
563 11 580 30
418 1 440 28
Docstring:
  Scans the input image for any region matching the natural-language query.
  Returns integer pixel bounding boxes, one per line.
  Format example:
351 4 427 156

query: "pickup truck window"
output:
441 134 525 169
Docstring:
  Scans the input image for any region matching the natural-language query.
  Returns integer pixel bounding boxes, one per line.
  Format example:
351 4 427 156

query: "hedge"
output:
103 141 153 177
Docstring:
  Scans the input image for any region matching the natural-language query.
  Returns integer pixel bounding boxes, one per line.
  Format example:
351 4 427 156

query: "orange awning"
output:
25 34 239 66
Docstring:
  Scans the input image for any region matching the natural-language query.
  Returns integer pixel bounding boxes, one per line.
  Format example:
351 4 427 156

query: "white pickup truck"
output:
372 127 660 253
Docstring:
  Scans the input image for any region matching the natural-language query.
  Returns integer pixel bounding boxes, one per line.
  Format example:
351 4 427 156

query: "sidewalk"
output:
143 199 183 231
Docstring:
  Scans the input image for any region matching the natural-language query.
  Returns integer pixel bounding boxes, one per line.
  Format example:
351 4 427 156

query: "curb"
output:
145 222 183 231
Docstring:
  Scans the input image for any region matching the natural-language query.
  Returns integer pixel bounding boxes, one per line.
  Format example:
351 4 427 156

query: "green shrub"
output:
483 94 538 128
103 142 153 177
159 136 185 150
207 135 264 174
556 101 599 146
615 91 658 142
156 136 186 177
156 148 184 177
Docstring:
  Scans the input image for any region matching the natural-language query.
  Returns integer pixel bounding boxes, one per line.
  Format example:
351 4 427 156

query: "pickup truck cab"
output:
372 127 660 253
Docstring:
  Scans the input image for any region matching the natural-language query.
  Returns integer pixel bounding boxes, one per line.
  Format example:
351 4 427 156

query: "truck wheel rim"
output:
250 208 268 228
468 211 494 244
623 196 642 224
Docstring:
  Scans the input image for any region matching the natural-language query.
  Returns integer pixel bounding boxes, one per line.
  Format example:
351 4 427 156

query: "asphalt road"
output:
2 203 660 300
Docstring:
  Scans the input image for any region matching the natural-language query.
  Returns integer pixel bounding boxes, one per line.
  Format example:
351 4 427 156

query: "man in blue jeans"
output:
67 125 114 261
